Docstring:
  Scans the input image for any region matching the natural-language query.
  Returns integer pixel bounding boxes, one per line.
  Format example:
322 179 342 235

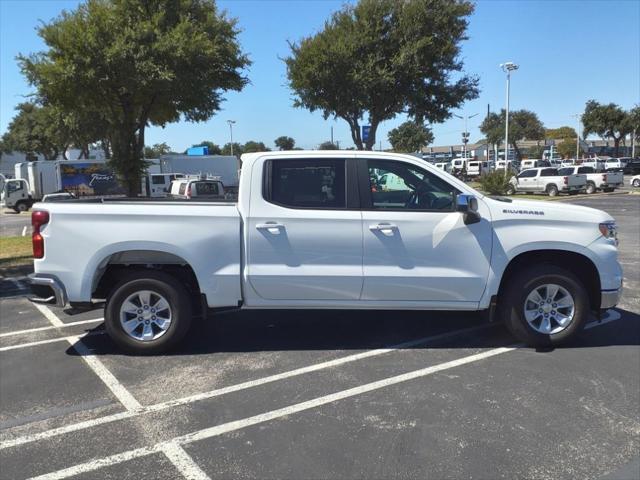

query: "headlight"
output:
599 221 618 245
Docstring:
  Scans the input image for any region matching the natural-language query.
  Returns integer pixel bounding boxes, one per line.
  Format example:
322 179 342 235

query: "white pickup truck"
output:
507 167 587 196
29 151 622 353
557 166 623 194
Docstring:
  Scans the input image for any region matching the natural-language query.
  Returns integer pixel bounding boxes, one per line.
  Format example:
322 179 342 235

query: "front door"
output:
360 158 492 305
246 157 363 301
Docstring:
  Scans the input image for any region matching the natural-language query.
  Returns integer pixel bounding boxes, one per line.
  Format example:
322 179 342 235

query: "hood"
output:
485 197 614 224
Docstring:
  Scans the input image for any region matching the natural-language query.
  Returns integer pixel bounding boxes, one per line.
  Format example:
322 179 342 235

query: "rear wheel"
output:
633 178 640 188
500 265 589 347
105 270 192 354
585 182 596 194
546 184 558 197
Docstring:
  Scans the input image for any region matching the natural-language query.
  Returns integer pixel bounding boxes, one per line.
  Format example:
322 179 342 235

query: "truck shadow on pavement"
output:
66 307 640 357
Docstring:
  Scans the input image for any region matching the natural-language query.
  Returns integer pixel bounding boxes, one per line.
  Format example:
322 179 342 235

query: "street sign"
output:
362 125 371 142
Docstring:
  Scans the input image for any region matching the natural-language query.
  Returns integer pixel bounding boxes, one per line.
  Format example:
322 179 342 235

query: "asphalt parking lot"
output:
0 195 638 480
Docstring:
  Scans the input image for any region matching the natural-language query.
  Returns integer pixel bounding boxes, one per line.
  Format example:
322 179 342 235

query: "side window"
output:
540 168 558 177
7 182 24 193
178 183 186 195
151 175 165 185
366 159 457 211
266 159 346 209
578 167 594 174
518 170 537 178
195 182 219 195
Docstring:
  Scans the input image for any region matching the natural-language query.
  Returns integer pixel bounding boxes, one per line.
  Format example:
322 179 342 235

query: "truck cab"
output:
0 178 33 212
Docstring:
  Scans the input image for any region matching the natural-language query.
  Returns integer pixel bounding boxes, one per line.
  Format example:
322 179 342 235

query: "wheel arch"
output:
497 249 601 312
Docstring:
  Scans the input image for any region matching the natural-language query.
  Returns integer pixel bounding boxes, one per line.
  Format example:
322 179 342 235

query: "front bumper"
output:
601 286 622 309
29 274 68 307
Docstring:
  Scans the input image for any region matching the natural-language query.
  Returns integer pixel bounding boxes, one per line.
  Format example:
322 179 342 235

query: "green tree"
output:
285 0 478 150
479 109 544 160
556 138 583 159
581 100 631 157
221 142 243 156
318 141 338 150
545 126 577 140
387 121 434 153
190 141 222 155
274 136 295 150
144 142 172 159
243 141 269 153
625 105 639 145
20 0 250 196
1 102 69 160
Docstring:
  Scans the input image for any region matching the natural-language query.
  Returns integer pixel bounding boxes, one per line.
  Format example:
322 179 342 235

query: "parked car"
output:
144 173 184 198
561 159 576 167
466 161 488 177
631 175 640 188
604 158 627 171
29 151 622 353
168 178 226 200
622 158 640 175
520 159 550 170
581 158 606 172
557 166 623 194
507 167 587 196
434 162 451 173
41 192 76 202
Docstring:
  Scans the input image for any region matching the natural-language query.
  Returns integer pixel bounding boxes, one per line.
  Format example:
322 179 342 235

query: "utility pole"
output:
227 120 236 156
500 62 519 162
453 113 478 160
571 114 581 159
331 126 334 145
632 128 636 158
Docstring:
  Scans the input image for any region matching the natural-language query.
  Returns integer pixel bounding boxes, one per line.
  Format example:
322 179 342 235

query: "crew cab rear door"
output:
246 156 363 301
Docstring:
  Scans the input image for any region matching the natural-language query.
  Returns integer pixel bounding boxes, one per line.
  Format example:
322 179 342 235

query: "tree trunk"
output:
512 142 522 161
614 136 620 157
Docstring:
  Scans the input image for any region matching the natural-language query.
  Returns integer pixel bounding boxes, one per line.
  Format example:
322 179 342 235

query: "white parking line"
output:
161 443 212 480
27 346 516 480
0 322 495 449
0 318 103 338
0 332 105 352
32 303 65 327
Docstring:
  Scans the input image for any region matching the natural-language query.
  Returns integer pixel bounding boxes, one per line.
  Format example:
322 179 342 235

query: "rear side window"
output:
518 170 537 178
540 168 558 177
578 167 594 174
195 181 219 195
265 159 346 209
178 183 186 195
557 168 574 176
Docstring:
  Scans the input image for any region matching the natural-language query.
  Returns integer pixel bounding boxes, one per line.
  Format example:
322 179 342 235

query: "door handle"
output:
256 222 284 234
369 223 397 236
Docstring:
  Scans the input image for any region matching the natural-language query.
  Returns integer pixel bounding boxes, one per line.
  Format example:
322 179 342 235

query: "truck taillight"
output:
32 210 49 259
186 185 192 199
602 174 607 182
563 176 568 185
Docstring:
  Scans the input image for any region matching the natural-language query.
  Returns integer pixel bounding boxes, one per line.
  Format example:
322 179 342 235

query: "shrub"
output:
477 170 512 195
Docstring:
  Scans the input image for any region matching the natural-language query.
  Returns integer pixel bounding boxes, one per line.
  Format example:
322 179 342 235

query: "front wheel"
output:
105 270 193 354
505 184 516 195
499 265 589 347
14 201 29 213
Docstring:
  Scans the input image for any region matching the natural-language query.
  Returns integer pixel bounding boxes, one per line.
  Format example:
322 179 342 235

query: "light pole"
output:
453 113 478 160
227 120 236 156
500 62 519 162
570 114 582 160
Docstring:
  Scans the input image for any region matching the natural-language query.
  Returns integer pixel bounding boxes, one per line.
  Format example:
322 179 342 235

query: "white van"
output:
467 161 486 177
581 158 605 172
144 173 184 197
434 162 451 173
520 159 550 170
169 177 226 200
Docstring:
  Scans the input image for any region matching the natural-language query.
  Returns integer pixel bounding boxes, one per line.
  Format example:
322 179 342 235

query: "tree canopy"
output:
189 141 222 155
545 126 577 140
581 100 631 157
19 0 250 195
387 121 434 153
144 142 172 158
274 136 295 150
556 138 582 159
480 109 545 160
221 142 243 156
318 141 338 150
285 0 478 150
243 141 270 153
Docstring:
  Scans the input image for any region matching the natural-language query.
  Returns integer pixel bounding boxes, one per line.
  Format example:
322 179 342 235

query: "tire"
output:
15 201 29 213
633 179 640 188
585 182 596 194
506 185 516 195
546 184 558 197
105 270 193 354
499 265 589 347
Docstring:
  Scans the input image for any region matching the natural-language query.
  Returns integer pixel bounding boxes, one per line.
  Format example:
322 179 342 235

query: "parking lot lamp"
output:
454 113 478 160
571 114 582 160
500 62 519 162
227 120 236 156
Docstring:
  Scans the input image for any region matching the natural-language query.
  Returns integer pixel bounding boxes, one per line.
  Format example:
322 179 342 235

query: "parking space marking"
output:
0 318 103 338
27 346 516 480
0 322 496 450
33 304 141 411
32 303 65 328
161 443 212 480
0 331 104 352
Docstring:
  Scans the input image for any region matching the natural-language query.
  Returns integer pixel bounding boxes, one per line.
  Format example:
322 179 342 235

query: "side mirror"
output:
456 194 481 225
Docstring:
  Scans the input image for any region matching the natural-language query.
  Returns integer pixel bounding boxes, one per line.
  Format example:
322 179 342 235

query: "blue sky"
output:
1 0 639 151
